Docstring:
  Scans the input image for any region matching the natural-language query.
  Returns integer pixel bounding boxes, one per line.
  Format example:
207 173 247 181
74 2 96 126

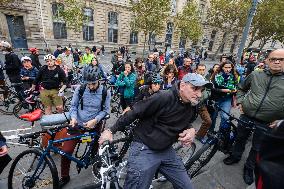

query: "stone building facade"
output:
0 0 282 55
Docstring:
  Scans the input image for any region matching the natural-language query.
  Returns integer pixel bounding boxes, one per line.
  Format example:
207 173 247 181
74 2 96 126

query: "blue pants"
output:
124 142 193 189
210 96 232 131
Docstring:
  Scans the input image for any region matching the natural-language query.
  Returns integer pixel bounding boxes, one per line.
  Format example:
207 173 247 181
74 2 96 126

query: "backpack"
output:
78 84 108 111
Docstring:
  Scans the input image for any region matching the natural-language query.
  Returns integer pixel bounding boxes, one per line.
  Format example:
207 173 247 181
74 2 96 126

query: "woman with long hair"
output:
115 61 137 110
134 57 146 92
210 60 239 151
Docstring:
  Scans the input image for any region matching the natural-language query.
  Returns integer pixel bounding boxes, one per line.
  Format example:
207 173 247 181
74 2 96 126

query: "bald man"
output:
223 49 284 185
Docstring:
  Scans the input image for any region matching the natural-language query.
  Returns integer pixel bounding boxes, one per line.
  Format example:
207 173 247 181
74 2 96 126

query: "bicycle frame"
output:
30 130 99 180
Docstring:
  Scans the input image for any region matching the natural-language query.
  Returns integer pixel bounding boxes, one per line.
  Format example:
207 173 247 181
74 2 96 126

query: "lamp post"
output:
236 0 259 65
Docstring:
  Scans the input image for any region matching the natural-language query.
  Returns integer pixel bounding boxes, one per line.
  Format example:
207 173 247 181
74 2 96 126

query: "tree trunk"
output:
142 33 147 58
260 37 269 50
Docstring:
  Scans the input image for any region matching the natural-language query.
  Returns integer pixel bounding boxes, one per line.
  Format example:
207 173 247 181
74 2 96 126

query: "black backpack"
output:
78 84 108 111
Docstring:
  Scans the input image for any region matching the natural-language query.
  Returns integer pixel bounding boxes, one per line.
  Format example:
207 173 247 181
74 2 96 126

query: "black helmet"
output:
83 65 100 83
144 72 162 85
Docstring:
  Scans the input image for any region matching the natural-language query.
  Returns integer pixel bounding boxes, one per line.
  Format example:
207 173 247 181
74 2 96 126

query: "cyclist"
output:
178 57 193 80
59 66 111 187
20 56 39 91
31 54 67 115
81 46 95 65
162 64 178 90
223 49 284 185
58 47 74 83
29 48 41 70
0 41 23 99
137 72 162 101
99 73 212 189
115 61 136 110
110 52 124 84
0 131 11 175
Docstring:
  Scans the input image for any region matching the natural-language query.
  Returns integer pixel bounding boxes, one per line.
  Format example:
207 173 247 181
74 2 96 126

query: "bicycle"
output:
184 105 270 178
13 89 72 121
8 115 109 189
0 82 22 115
92 120 196 186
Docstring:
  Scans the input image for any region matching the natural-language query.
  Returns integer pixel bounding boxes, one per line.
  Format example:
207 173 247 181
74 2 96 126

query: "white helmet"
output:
21 56 32 62
0 41 11 48
44 54 56 61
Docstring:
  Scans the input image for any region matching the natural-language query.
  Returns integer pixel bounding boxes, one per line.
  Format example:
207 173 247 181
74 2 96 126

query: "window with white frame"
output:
52 3 67 39
83 8 94 41
108 11 118 43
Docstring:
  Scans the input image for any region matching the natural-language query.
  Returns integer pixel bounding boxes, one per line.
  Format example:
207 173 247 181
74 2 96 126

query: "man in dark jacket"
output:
245 55 257 76
29 48 41 70
99 73 212 189
53 45 62 58
223 49 284 185
1 41 23 97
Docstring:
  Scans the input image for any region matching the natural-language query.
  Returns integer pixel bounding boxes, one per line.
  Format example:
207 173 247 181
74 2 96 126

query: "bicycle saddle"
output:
19 109 42 122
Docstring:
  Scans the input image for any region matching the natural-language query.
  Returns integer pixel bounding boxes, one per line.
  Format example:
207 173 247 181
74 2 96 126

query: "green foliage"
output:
57 0 91 34
248 0 284 47
130 0 171 35
174 1 203 43
207 0 251 33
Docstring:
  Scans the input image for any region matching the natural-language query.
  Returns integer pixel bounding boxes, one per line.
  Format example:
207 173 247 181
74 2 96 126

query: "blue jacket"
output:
115 72 136 99
20 67 39 81
69 85 111 125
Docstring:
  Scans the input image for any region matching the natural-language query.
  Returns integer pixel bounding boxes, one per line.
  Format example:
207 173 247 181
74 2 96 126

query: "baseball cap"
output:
21 56 32 63
182 73 213 88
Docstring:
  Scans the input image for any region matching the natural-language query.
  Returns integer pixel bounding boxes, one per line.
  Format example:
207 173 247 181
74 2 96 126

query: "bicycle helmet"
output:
144 72 162 85
21 56 32 63
29 48 38 53
44 54 56 61
83 65 100 84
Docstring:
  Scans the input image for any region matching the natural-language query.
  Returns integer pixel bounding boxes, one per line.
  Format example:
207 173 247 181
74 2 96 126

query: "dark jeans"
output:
231 114 267 170
124 142 193 189
120 96 133 110
7 74 24 100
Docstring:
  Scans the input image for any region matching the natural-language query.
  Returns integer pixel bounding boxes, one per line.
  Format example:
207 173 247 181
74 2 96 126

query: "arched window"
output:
108 12 118 43
165 22 174 46
52 3 67 39
83 8 94 41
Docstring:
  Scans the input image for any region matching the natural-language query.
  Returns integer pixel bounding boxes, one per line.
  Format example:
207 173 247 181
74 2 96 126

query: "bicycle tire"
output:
0 89 20 115
185 142 218 178
8 148 59 189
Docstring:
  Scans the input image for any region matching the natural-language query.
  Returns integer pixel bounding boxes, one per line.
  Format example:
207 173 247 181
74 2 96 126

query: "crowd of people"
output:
0 39 283 189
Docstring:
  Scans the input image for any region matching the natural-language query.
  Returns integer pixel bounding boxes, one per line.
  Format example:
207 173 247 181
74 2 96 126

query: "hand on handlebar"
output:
83 119 97 129
99 129 113 145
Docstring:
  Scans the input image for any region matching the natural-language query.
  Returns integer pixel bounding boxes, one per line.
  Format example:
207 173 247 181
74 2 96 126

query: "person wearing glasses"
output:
223 49 284 185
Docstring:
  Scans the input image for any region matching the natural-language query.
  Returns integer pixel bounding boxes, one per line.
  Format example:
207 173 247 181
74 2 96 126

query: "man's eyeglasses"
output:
269 57 284 62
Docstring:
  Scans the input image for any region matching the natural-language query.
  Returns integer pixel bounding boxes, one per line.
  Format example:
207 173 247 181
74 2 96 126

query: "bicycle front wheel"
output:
185 143 218 178
13 101 44 120
8 149 59 189
0 90 20 115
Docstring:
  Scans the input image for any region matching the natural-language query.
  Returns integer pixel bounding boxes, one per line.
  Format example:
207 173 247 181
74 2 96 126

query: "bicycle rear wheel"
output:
8 149 59 189
185 143 218 178
0 89 20 115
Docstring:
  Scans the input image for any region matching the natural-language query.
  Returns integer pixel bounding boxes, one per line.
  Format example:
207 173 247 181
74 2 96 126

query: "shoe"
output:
59 176 70 188
243 167 254 185
223 155 240 165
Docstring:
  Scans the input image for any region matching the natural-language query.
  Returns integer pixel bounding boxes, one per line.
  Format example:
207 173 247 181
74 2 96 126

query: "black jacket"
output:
4 52 21 75
110 83 195 150
29 54 41 70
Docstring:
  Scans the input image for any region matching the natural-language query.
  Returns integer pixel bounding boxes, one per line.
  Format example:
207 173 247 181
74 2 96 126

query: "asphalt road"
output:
0 54 255 189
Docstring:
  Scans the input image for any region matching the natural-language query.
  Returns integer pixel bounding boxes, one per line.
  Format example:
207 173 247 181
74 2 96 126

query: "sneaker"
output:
243 167 254 185
59 176 70 188
223 155 240 165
